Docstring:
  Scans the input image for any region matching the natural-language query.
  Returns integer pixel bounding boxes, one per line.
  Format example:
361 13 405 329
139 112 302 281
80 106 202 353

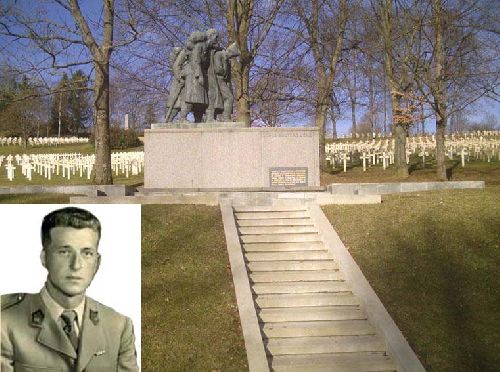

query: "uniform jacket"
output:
1 293 139 372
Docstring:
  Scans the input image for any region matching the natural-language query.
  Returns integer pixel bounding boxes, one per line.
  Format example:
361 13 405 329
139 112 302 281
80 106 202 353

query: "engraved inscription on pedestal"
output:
269 167 308 187
263 132 313 137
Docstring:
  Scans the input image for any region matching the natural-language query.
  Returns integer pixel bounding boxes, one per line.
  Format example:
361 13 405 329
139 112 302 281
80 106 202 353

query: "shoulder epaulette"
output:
1 293 26 311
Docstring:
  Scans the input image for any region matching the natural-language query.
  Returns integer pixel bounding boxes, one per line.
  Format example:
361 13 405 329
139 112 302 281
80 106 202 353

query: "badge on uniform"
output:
31 309 45 326
90 309 100 325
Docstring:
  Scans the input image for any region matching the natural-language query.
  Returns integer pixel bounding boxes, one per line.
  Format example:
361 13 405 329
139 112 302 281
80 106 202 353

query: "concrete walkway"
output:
221 200 424 371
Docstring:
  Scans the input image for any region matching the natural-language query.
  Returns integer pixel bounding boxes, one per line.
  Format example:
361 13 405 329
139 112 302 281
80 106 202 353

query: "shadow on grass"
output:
408 162 419 174
445 160 461 180
141 205 248 371
328 201 499 370
385 221 497 370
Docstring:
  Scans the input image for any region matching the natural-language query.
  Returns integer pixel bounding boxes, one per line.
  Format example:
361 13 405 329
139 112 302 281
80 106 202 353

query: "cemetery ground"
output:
2 141 498 187
140 187 498 371
321 155 500 185
323 187 500 371
0 143 144 186
141 205 248 371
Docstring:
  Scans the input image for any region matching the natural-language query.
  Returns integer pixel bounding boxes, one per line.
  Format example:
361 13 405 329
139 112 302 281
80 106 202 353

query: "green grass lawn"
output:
141 205 248 371
322 186 500 371
321 156 500 186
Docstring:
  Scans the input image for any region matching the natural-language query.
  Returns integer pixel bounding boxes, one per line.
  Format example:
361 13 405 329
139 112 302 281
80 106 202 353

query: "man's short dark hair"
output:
41 207 101 249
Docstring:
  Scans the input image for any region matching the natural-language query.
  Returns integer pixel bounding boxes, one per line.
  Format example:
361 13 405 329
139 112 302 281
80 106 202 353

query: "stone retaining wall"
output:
0 185 133 196
328 181 485 195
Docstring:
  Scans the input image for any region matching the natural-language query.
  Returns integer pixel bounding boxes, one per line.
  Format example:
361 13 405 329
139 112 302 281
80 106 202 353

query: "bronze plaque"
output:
269 167 308 187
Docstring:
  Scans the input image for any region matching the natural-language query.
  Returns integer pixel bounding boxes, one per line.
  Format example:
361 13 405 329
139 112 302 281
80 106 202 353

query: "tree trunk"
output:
393 124 408 177
433 0 447 181
350 94 356 137
380 0 408 176
391 94 409 177
369 74 375 134
93 61 113 184
435 108 447 180
58 93 62 138
383 77 388 134
235 62 251 126
420 103 425 134
315 101 328 170
68 0 114 185
330 109 337 139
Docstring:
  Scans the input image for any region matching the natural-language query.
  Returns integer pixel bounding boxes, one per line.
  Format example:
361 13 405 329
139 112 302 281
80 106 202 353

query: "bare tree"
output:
405 0 499 180
375 0 416 177
1 0 139 184
290 0 350 169
65 0 114 183
226 0 286 126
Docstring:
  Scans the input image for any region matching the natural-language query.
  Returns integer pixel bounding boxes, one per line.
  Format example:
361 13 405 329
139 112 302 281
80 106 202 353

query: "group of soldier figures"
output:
165 29 240 123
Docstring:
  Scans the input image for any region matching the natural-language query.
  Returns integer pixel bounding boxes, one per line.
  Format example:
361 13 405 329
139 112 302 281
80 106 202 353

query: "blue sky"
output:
1 0 498 133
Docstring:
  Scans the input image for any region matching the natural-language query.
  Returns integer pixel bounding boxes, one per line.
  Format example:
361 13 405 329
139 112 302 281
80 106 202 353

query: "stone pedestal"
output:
144 124 319 189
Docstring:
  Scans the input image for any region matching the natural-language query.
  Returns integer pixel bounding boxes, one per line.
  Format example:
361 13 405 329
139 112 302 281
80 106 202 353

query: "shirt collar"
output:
40 285 85 330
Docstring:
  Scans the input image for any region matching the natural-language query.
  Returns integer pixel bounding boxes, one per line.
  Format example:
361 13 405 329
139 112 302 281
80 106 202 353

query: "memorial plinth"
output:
144 124 319 189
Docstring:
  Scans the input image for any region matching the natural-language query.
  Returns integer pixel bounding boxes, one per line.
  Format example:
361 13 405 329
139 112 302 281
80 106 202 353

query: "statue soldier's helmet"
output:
188 31 207 43
206 28 219 43
226 42 240 59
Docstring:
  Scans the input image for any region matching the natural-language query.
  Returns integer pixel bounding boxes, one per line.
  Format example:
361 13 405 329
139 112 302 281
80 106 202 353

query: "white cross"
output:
360 152 370 171
460 148 469 167
339 152 350 172
419 151 429 168
6 163 16 181
381 152 391 170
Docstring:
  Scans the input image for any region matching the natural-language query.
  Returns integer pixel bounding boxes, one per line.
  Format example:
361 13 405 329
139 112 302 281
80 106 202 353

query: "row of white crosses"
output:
112 152 143 178
0 137 89 147
325 130 499 172
326 138 396 172
1 151 144 182
336 132 393 140
407 131 500 167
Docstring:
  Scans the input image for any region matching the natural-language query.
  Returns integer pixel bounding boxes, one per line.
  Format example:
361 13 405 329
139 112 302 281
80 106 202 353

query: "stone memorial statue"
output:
165 29 240 123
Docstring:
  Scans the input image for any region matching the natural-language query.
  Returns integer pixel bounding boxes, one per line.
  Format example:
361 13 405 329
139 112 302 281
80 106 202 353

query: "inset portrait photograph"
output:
0 204 141 371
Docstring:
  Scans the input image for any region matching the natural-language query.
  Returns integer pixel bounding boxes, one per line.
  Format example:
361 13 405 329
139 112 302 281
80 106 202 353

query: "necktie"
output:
61 310 79 351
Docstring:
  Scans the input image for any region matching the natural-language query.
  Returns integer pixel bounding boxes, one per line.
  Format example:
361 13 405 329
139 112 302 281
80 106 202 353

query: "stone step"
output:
235 211 310 220
239 225 318 235
265 335 386 355
262 320 375 338
250 270 342 283
255 292 359 308
258 306 364 322
237 218 314 227
245 251 331 262
248 260 338 272
252 281 350 295
271 352 397 371
233 205 308 212
243 241 325 252
241 234 321 243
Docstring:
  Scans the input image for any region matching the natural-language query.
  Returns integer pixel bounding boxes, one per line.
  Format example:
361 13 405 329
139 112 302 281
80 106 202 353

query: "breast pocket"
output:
14 362 60 372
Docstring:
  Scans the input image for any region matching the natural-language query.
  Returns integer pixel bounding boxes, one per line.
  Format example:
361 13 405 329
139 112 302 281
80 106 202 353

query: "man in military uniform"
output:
1 207 139 372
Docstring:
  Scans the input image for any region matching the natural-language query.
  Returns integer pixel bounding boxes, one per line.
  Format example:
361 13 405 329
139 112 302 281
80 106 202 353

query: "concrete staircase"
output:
233 204 397 371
